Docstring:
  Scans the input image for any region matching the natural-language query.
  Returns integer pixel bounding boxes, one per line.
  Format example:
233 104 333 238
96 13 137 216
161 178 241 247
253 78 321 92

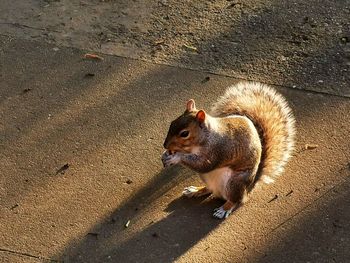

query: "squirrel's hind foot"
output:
182 186 211 198
213 201 236 219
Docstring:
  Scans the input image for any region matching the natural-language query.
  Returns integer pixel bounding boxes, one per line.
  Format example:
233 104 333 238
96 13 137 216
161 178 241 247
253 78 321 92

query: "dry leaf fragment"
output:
305 144 318 150
84 53 104 60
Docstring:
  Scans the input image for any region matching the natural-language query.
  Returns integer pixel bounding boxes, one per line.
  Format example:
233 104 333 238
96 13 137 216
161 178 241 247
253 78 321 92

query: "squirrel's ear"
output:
186 99 196 112
196 110 206 123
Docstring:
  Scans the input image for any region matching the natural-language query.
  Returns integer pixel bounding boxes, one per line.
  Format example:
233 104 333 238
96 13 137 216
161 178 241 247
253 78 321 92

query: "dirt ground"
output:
0 1 350 263
0 0 349 96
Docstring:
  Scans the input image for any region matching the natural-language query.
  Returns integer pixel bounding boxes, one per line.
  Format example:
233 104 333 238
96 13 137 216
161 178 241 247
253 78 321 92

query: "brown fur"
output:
227 175 247 204
162 82 295 218
211 82 296 185
222 200 235 210
163 113 201 153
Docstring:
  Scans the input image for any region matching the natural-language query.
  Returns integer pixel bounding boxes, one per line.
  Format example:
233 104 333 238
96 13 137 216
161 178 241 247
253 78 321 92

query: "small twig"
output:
10 204 19 210
55 163 69 175
286 190 293 197
268 194 278 203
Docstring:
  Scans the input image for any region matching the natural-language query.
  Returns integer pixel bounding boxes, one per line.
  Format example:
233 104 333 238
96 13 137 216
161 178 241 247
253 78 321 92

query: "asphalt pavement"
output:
0 11 349 263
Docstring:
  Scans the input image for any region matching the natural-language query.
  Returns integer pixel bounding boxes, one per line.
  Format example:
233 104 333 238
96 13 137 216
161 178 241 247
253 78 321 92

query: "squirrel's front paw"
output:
161 151 182 167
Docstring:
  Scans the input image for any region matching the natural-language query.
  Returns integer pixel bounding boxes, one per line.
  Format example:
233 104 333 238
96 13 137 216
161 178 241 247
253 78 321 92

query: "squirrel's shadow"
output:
60 166 224 262
104 195 224 263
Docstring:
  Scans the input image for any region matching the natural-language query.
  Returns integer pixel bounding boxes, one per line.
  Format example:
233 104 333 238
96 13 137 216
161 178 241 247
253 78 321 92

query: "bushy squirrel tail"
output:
211 82 296 185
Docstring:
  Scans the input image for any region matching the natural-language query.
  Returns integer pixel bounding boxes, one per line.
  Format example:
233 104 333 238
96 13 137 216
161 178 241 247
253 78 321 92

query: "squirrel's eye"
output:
180 130 190 138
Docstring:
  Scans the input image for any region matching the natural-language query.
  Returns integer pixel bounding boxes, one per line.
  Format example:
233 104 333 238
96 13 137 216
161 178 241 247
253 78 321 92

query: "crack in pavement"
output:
0 247 61 263
0 22 62 33
177 69 350 99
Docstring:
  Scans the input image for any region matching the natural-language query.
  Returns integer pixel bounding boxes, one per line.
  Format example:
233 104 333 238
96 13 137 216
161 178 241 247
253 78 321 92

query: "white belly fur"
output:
200 167 232 199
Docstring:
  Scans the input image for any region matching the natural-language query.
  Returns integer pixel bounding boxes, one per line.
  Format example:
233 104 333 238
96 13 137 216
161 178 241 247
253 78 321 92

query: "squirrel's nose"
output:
163 139 168 149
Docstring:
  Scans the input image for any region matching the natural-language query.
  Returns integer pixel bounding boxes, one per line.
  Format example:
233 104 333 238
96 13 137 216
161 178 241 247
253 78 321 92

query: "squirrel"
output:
161 82 296 219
